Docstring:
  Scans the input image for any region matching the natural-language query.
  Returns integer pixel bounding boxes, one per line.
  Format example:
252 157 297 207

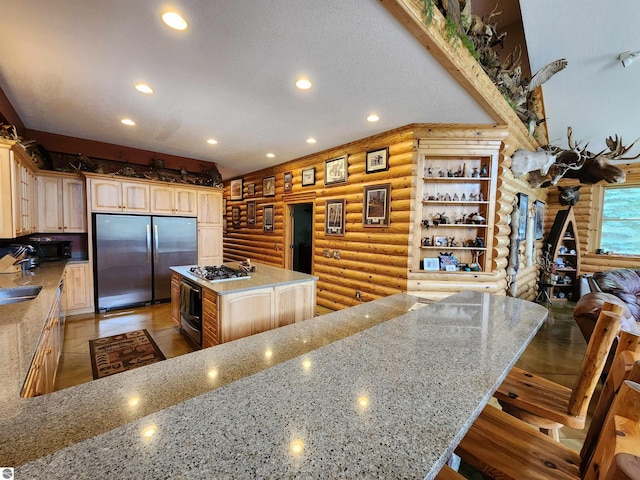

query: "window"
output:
599 184 640 255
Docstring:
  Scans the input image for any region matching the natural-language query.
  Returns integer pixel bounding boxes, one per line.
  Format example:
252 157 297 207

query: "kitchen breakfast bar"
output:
1 269 548 479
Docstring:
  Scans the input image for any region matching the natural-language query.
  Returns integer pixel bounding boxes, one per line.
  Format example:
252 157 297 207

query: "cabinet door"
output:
202 289 219 347
62 178 87 232
198 225 223 266
171 272 181 326
174 188 197 216
219 288 274 342
274 281 316 328
38 176 64 232
198 190 223 225
91 178 122 211
150 185 175 215
121 181 150 212
64 263 93 313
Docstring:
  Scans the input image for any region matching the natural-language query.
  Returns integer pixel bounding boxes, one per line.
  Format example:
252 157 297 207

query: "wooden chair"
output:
494 304 623 440
435 465 465 480
455 380 640 480
580 330 640 473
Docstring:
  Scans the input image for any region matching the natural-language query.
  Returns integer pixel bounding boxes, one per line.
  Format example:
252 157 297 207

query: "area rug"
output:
89 329 166 380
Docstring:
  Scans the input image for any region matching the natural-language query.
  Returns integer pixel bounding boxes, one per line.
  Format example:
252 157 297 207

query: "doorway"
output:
286 202 313 274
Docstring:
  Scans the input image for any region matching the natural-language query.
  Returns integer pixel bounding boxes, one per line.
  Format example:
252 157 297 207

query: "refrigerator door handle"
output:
146 224 152 264
154 224 159 262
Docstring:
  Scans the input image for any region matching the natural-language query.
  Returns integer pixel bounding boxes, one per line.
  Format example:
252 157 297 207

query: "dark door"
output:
292 203 313 274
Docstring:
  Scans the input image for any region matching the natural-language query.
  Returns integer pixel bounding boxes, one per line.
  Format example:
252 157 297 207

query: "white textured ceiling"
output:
520 0 640 156
0 0 493 179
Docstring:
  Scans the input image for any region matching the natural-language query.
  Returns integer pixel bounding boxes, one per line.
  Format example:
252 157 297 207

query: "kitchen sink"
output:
0 285 43 306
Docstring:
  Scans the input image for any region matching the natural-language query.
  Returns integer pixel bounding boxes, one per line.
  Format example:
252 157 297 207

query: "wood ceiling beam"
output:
380 0 539 151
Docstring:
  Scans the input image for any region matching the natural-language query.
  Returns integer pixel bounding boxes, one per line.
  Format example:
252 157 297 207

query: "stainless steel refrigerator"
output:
94 214 197 312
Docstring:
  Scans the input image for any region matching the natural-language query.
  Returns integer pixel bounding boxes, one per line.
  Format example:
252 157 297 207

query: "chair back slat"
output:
584 380 640 480
568 309 622 418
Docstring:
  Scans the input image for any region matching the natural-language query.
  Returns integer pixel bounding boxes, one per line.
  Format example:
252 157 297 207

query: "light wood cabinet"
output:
22 281 64 397
546 208 580 302
171 272 181 327
0 139 38 238
198 190 223 225
151 185 197 216
198 225 223 266
219 287 274 342
89 177 150 212
37 172 86 233
202 289 219 347
274 281 317 328
64 262 94 315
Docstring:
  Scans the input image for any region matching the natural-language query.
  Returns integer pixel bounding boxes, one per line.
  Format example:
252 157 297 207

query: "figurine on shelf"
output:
444 193 452 201
422 237 432 246
467 212 486 225
472 167 480 178
472 237 485 248
453 164 465 177
480 163 488 177
454 213 464 224
433 212 450 225
426 167 433 177
422 219 430 229
461 193 466 201
438 170 445 177
447 237 457 247
447 169 453 177
453 193 459 201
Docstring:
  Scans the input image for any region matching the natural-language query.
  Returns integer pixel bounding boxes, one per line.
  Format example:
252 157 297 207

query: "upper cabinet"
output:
150 184 197 216
197 190 223 225
37 172 86 233
0 139 38 238
89 177 150 213
416 138 500 274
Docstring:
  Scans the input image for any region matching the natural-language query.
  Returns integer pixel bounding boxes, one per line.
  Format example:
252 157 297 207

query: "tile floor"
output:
55 299 592 453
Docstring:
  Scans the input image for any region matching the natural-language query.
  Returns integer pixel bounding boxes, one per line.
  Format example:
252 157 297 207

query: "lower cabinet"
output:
64 262 94 315
219 287 274 342
171 272 181 327
202 289 219 347
274 281 316 328
22 281 63 397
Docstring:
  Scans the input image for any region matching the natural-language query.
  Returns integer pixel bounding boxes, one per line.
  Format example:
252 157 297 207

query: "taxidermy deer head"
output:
558 186 581 206
514 127 639 187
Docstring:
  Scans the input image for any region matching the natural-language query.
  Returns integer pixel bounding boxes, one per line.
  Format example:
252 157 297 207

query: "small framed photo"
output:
423 258 440 271
433 236 448 247
324 155 348 186
263 176 275 197
325 199 345 236
517 192 529 240
366 147 389 174
247 183 256 197
230 178 243 201
302 167 316 186
247 200 256 226
534 200 545 240
284 171 293 192
231 205 241 228
363 183 391 227
263 204 274 232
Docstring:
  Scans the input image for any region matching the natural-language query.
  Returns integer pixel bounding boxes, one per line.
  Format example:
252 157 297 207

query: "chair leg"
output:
540 427 560 441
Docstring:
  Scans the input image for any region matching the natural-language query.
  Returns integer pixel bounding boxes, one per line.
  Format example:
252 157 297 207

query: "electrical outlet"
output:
333 250 340 259
356 291 361 301
323 249 330 257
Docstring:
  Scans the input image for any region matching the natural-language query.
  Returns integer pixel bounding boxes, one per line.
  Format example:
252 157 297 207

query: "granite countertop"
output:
170 262 318 294
0 261 67 400
3 291 548 479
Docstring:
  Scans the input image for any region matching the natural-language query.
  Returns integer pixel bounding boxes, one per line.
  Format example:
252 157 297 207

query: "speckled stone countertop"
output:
5 291 547 479
171 262 318 294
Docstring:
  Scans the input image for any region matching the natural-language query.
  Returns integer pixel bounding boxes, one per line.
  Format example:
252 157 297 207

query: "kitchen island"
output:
2 290 548 479
170 263 318 347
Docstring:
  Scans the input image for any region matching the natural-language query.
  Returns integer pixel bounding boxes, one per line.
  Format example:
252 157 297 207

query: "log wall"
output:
223 126 415 311
545 163 640 276
224 124 550 310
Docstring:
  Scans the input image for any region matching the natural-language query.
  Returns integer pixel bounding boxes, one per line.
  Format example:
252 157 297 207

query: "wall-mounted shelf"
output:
545 208 581 301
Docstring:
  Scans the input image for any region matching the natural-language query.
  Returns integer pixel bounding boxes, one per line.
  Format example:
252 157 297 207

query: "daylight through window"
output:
600 184 640 255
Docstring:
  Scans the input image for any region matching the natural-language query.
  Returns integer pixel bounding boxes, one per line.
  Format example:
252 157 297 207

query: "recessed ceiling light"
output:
296 78 312 90
162 11 188 30
121 118 136 126
266 153 275 158
207 139 218 145
306 138 317 144
367 114 380 122
135 83 154 94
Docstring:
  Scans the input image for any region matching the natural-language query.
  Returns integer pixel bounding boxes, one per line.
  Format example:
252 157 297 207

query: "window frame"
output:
596 182 640 256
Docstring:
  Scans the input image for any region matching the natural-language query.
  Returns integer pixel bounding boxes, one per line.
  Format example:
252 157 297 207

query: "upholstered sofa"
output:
574 268 640 354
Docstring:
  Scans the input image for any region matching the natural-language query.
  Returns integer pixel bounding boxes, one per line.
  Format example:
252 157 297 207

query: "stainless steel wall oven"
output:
179 278 202 348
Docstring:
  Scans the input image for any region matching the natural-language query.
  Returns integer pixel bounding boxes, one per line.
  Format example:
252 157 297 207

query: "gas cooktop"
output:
189 265 250 282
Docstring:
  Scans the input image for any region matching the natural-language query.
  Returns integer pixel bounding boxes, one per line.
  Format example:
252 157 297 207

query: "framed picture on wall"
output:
366 147 389 174
230 178 243 201
325 199 345 236
231 205 241 228
324 155 348 186
363 183 390 227
284 171 293 192
247 183 256 196
247 201 256 226
263 176 275 197
302 167 315 186
223 198 227 216
263 204 274 232
517 192 529 240
423 258 439 271
534 200 545 240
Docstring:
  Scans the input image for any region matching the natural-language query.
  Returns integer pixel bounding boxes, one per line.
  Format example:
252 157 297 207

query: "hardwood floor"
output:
55 299 592 453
